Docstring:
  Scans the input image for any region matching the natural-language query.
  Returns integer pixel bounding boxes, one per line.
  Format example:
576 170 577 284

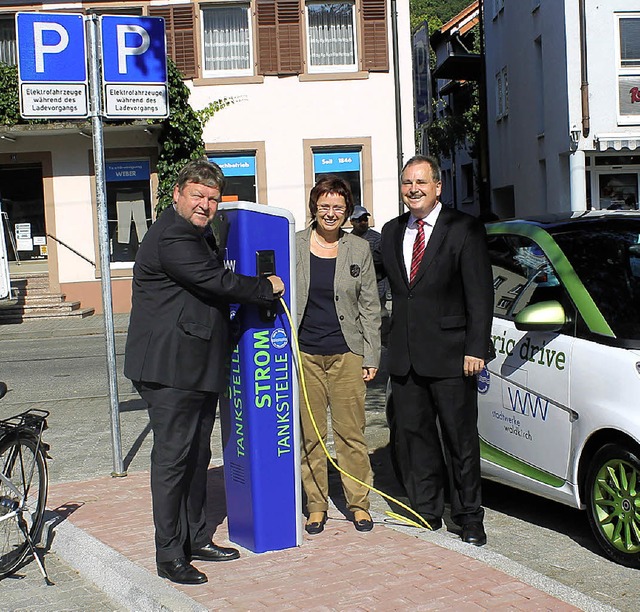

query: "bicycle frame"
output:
0 406 50 583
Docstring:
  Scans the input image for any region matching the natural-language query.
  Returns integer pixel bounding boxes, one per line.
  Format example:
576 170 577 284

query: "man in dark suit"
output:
381 155 493 546
124 159 284 584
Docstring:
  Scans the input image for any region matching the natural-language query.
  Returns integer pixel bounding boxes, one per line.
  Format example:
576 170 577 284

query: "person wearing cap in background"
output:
350 206 389 318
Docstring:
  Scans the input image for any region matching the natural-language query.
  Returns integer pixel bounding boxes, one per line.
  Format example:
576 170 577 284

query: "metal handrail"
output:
46 233 96 267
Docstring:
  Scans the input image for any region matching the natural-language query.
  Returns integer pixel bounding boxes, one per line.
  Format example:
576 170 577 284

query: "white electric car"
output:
387 211 640 568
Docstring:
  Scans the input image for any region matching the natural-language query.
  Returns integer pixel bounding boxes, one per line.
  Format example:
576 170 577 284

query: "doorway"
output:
0 164 47 270
597 172 639 210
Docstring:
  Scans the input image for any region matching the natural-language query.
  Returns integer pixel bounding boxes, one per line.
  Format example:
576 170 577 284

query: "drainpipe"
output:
579 0 590 137
390 0 405 214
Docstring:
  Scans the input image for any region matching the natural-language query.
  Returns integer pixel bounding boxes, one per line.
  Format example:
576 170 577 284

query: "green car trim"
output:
486 223 615 337
480 438 566 487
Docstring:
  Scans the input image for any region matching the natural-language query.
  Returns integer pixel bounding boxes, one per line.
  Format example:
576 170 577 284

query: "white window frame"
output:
305 0 358 74
200 2 254 78
616 13 640 125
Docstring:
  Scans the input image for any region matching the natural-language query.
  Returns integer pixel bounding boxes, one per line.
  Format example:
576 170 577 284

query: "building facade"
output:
429 2 482 216
484 0 640 218
0 0 413 313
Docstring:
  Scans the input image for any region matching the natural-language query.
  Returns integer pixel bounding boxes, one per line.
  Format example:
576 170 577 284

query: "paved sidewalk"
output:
45 468 599 612
0 314 620 611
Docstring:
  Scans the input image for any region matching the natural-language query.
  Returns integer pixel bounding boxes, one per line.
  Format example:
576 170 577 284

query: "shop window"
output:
209 153 257 202
105 160 152 266
598 173 638 210
201 4 253 77
0 16 16 66
313 149 362 205
305 1 357 73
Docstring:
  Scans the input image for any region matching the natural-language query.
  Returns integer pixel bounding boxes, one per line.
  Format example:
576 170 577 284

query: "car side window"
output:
487 234 563 319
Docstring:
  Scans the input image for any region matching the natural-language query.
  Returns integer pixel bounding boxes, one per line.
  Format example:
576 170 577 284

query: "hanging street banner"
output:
16 13 89 118
100 15 169 119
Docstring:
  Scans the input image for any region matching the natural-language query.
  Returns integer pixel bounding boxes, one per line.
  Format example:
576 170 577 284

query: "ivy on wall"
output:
0 63 44 125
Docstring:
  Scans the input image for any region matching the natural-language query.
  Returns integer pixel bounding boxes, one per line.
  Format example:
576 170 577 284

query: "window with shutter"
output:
201 3 253 77
149 5 198 79
256 0 303 75
305 1 357 73
360 0 388 72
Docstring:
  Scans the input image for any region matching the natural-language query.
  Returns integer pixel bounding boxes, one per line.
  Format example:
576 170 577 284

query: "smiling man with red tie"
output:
380 155 494 546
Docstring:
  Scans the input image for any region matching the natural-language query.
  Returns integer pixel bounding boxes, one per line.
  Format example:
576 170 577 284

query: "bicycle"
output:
0 381 51 582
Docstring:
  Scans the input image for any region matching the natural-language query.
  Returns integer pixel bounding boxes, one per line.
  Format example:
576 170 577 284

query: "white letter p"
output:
117 25 150 74
34 22 69 73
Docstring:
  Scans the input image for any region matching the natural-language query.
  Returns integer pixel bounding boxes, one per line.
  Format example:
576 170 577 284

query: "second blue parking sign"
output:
100 15 169 118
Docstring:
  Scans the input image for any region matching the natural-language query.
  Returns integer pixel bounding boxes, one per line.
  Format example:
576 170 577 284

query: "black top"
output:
299 253 350 355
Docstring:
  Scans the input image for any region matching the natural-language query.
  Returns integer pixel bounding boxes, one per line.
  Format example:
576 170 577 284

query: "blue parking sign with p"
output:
17 13 86 82
101 16 167 84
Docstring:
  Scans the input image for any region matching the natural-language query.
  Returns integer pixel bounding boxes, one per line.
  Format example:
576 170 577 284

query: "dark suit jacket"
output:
124 206 274 393
381 207 494 378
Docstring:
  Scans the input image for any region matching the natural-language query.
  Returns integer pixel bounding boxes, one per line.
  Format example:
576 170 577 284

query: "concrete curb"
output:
50 517 206 612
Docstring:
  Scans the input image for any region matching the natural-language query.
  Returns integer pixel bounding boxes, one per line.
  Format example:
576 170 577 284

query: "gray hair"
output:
176 158 226 193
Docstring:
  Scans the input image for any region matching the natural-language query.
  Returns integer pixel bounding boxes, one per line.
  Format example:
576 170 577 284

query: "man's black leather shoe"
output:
157 558 207 584
190 543 240 562
461 522 487 546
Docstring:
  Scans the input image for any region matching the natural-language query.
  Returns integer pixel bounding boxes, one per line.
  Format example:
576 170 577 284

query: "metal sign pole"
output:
87 14 125 477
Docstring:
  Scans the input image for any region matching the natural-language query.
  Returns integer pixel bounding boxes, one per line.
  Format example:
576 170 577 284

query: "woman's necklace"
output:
313 230 338 250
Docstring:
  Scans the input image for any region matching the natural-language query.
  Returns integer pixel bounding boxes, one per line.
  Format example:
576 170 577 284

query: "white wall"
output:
585 0 640 137
193 2 413 233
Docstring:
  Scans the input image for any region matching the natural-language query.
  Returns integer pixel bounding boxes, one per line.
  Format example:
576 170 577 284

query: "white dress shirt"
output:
402 202 442 277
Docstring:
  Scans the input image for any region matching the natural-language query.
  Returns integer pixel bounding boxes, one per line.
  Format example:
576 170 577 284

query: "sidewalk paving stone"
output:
45 467 584 611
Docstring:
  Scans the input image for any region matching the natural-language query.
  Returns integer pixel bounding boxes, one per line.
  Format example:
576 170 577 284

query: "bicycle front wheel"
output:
0 435 48 578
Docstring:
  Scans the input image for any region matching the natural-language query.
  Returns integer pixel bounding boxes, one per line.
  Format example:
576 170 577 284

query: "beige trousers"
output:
299 351 372 513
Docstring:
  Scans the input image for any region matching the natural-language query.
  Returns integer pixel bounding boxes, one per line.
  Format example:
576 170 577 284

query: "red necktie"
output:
410 219 426 283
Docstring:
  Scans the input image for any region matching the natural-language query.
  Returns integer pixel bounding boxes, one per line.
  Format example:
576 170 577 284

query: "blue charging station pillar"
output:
217 202 301 553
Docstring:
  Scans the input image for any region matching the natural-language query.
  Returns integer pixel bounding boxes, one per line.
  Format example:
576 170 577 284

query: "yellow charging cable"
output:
279 297 433 531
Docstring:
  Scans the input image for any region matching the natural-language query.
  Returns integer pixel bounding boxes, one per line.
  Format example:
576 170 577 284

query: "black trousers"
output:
390 369 483 526
135 381 218 563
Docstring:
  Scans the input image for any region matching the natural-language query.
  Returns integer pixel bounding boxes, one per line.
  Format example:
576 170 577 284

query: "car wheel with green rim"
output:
586 443 640 568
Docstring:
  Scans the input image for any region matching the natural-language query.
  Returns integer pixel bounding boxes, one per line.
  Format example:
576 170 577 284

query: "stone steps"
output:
0 272 95 323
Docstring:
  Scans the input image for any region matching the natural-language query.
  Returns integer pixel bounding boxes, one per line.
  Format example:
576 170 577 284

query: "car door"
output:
479 231 576 483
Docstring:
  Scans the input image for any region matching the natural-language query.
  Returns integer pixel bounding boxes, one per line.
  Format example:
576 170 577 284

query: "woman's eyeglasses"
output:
317 205 346 215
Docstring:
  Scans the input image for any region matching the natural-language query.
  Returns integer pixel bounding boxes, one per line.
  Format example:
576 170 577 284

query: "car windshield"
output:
554 221 640 340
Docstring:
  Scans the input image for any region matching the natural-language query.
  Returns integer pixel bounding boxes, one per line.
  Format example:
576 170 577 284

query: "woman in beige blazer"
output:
296 175 381 534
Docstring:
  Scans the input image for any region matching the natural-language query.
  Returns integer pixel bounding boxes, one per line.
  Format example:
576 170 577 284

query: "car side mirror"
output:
514 300 566 332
